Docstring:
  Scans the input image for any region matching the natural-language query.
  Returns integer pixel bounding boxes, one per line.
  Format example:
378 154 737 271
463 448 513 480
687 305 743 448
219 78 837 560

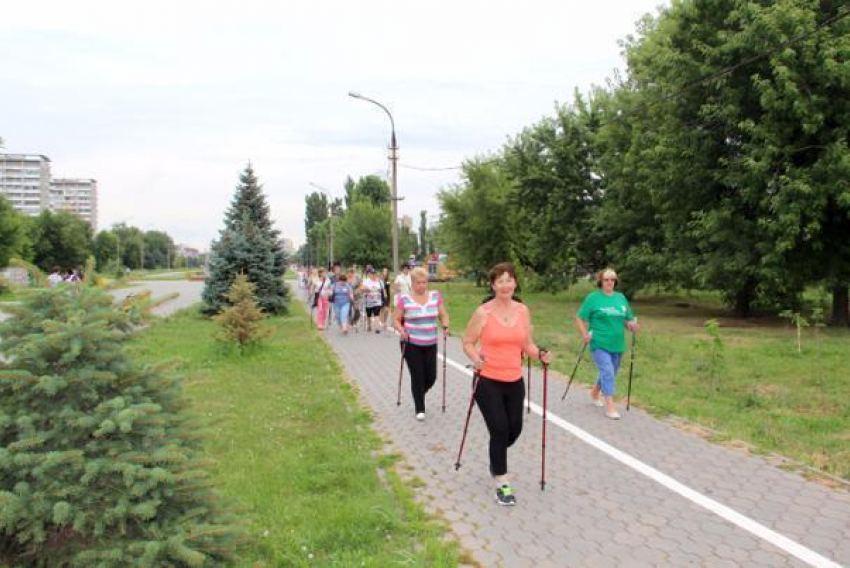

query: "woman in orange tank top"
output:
462 262 553 506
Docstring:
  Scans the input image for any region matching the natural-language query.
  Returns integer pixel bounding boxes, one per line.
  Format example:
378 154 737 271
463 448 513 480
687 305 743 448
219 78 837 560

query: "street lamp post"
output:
348 91 401 274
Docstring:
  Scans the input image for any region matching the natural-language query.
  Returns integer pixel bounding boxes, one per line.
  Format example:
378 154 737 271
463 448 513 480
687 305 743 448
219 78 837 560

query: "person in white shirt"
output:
360 268 386 333
393 264 412 297
47 267 64 287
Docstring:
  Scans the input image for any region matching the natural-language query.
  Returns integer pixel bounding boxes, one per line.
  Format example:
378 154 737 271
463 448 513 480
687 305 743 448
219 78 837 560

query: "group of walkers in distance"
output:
47 267 82 286
299 261 639 507
302 263 413 334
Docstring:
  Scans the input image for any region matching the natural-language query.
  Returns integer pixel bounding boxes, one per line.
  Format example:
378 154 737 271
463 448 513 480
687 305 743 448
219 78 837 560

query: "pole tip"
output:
454 463 461 471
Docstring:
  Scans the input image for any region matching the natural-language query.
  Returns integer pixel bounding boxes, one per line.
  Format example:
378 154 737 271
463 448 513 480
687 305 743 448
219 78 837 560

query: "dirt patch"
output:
664 416 719 440
753 383 789 398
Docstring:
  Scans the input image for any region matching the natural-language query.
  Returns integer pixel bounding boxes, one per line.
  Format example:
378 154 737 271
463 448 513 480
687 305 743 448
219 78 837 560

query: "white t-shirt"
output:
363 278 384 308
394 272 412 296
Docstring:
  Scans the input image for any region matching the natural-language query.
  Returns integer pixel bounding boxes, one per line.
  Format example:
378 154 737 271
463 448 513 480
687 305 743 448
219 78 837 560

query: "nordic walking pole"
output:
396 340 408 406
526 356 532 414
561 332 592 401
541 351 549 490
441 330 448 413
627 321 637 411
454 362 483 471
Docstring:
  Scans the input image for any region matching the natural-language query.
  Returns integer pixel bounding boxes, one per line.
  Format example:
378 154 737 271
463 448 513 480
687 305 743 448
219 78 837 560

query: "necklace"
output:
495 305 514 324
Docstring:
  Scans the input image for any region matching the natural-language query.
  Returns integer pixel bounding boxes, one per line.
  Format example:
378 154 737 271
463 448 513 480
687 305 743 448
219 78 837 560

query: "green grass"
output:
435 280 850 481
130 305 459 566
0 291 19 302
139 268 196 280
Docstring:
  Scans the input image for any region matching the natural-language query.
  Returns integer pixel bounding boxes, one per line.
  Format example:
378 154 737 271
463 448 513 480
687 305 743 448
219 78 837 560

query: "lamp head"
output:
348 91 362 99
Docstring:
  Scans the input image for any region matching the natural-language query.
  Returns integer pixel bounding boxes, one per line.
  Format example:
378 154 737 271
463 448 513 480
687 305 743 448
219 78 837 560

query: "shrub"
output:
213 274 271 351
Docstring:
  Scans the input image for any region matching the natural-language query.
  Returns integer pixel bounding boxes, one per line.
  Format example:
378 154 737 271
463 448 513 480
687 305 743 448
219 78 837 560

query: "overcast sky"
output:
1 0 665 250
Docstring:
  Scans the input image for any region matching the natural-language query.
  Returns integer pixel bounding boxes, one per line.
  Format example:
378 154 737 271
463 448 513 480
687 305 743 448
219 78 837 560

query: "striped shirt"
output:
397 291 443 346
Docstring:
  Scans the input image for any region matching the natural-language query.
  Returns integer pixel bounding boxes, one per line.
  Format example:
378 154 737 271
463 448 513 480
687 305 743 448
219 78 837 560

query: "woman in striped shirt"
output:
393 267 450 421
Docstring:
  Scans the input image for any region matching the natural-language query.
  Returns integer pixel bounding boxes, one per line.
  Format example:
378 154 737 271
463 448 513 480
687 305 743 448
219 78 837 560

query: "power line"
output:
400 6 850 173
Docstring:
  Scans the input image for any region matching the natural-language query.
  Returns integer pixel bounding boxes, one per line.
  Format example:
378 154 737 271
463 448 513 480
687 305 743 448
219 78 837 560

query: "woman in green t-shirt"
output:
575 268 640 419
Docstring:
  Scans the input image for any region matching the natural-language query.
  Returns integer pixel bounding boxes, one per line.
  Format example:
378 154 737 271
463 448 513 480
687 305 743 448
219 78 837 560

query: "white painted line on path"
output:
439 353 841 568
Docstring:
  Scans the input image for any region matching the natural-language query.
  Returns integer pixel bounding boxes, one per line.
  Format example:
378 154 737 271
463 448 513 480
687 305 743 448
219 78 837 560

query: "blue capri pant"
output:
334 302 351 326
591 349 622 396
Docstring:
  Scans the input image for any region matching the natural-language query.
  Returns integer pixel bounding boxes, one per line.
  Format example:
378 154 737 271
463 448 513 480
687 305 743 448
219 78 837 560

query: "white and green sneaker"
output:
495 483 516 506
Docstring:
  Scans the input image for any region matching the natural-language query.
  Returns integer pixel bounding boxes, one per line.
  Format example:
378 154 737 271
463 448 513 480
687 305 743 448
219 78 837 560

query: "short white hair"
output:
410 266 429 283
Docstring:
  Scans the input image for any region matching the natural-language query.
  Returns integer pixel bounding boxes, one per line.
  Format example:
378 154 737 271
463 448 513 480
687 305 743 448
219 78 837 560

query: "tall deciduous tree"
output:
438 158 515 281
202 165 288 315
0 196 28 267
335 200 392 268
308 219 330 269
354 175 391 206
418 211 428 260
610 0 849 319
304 192 329 237
28 210 93 272
343 176 356 210
503 96 603 289
92 230 119 271
399 224 418 264
111 223 144 270
142 230 176 269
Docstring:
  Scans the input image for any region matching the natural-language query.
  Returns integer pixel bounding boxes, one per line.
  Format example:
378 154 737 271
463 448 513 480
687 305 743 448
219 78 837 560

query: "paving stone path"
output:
298 290 849 567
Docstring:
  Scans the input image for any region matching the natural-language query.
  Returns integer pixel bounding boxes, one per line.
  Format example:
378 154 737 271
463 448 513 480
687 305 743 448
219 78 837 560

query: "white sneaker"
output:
606 410 621 420
416 412 425 421
591 395 604 407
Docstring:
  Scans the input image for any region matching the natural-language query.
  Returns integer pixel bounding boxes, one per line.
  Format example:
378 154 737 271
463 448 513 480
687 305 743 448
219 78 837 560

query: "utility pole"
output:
389 129 399 274
348 91 404 273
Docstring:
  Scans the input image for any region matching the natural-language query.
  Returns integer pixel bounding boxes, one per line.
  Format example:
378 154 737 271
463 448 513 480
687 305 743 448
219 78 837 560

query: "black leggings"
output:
474 376 525 477
403 343 437 413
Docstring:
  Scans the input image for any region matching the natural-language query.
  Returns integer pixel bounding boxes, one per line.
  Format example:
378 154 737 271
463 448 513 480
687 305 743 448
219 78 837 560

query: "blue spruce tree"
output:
0 286 242 564
202 164 289 315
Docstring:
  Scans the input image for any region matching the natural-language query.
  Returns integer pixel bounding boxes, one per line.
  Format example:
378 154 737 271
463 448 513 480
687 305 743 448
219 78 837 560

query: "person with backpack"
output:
393 266 449 421
462 262 552 506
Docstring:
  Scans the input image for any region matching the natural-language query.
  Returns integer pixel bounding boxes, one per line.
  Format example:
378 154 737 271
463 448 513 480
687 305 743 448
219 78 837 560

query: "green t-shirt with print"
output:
576 290 634 353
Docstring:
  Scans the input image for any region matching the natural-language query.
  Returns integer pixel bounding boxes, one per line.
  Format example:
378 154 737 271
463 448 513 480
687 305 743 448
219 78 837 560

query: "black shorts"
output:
366 306 381 317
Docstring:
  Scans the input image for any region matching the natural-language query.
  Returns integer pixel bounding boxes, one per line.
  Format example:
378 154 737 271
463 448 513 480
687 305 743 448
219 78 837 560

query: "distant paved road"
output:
0 280 203 323
110 279 204 316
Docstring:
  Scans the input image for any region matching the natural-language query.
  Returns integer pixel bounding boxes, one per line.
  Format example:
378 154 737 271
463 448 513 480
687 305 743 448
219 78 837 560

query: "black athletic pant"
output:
403 343 437 414
474 376 525 477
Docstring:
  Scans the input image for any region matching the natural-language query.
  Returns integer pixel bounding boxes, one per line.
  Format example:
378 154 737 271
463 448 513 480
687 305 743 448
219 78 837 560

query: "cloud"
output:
0 0 665 249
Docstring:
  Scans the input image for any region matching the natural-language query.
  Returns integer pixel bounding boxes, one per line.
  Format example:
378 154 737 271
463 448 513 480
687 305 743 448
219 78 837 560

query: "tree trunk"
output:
733 285 755 318
831 284 849 326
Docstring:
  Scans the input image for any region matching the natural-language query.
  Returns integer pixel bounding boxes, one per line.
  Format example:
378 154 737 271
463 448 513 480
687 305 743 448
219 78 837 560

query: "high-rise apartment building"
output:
0 153 98 230
50 178 98 231
0 154 51 216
